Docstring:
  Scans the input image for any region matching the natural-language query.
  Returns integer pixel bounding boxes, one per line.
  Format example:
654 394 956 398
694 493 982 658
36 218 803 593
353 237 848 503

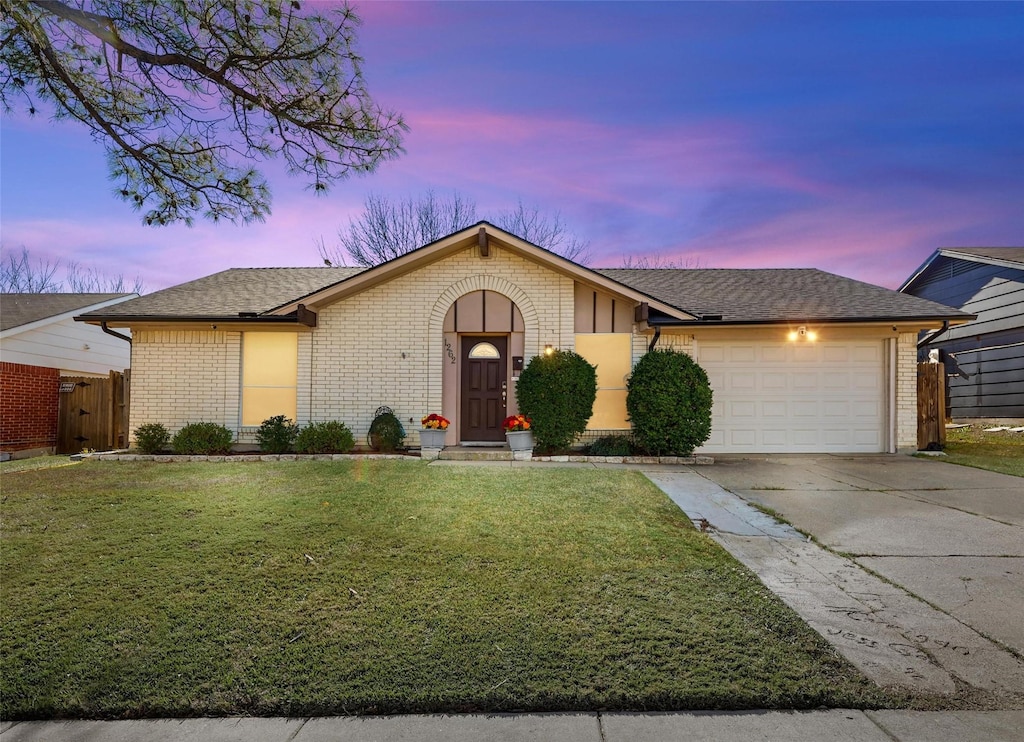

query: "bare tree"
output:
0 246 143 293
1 1 405 226
493 199 591 263
320 191 591 267
619 254 705 269
323 191 476 267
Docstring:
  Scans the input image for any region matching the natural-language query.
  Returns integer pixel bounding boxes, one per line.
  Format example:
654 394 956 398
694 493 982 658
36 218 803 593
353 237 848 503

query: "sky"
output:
1 1 1022 292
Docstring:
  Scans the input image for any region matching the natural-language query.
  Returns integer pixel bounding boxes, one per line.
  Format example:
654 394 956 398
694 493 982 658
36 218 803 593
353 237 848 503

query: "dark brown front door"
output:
461 336 507 442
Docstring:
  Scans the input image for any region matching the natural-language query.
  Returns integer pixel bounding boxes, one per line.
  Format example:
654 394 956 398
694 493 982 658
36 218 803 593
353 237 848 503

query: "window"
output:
241 332 298 426
468 341 500 358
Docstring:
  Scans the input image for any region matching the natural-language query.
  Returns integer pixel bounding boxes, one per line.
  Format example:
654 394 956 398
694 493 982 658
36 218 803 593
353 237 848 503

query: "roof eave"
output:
75 314 311 326
647 314 976 328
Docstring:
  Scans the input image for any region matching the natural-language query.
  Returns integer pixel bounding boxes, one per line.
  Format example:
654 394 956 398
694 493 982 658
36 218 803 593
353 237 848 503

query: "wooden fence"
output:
917 362 946 451
57 369 130 454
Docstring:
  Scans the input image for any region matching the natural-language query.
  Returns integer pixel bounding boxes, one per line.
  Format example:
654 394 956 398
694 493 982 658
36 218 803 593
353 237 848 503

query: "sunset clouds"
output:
2 2 1020 291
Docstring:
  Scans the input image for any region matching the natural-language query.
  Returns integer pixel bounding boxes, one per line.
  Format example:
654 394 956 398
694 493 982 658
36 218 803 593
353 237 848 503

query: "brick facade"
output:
0 362 60 453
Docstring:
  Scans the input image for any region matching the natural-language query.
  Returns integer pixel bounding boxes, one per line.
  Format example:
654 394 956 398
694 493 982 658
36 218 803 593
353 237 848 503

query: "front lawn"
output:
1 461 894 719
930 426 1024 477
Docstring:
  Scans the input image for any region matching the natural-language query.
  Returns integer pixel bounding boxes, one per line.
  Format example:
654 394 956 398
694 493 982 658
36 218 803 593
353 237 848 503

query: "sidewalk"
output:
4 709 1024 741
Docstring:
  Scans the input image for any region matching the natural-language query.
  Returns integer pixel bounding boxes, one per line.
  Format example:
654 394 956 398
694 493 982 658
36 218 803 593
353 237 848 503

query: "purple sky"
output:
2 1 1022 292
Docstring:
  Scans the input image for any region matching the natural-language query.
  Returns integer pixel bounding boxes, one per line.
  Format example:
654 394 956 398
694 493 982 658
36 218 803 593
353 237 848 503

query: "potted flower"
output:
420 413 450 450
502 414 534 452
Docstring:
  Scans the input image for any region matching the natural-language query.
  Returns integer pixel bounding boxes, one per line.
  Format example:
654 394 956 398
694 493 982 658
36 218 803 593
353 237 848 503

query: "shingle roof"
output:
940 247 1024 266
79 267 365 319
598 268 971 324
76 264 969 325
1 293 133 331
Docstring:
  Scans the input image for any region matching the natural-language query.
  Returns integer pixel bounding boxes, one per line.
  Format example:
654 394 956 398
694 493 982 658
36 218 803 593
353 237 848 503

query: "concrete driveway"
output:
699 455 1024 657
646 454 1024 704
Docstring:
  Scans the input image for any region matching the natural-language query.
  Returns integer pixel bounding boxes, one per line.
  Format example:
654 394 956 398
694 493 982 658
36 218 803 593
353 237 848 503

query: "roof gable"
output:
900 247 1024 293
270 222 698 322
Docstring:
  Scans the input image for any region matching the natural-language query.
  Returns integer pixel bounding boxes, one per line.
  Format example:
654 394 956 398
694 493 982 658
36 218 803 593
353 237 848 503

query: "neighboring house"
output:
899 247 1024 420
1 293 136 458
78 223 969 454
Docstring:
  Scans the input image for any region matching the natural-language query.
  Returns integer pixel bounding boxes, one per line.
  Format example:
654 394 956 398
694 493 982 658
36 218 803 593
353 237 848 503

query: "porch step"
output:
437 446 513 461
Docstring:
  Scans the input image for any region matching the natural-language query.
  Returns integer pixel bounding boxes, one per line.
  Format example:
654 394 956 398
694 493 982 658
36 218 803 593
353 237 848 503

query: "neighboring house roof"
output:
899 247 1024 293
597 268 970 325
1 293 134 332
76 223 970 327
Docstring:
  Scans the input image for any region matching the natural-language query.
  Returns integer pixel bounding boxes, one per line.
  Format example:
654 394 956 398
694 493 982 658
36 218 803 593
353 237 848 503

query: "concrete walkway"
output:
4 709 1024 741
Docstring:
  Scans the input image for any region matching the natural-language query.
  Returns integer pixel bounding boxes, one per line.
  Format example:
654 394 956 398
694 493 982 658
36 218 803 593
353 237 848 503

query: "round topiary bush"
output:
295 421 355 454
516 349 597 452
171 421 234 455
255 415 298 453
626 348 713 456
367 410 405 452
134 422 170 454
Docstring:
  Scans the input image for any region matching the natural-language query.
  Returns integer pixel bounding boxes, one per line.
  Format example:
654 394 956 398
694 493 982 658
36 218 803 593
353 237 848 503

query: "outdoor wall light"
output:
788 326 817 342
544 344 555 356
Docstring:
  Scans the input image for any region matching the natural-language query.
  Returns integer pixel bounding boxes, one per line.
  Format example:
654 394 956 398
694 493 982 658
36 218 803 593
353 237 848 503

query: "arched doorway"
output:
442 290 525 443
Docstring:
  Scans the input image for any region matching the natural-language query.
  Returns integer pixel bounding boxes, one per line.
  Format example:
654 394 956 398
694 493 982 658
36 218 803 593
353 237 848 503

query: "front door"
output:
461 336 507 442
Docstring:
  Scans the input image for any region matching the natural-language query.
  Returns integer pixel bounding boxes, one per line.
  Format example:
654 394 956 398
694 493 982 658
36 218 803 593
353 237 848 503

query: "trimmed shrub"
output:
367 411 405 452
171 422 234 455
295 421 355 454
134 423 170 454
626 348 713 455
585 434 637 457
516 349 597 452
255 415 298 453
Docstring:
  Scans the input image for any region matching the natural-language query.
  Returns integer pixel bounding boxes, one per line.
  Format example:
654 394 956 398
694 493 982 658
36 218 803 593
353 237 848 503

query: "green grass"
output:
927 426 1024 477
1 461 896 719
0 455 81 475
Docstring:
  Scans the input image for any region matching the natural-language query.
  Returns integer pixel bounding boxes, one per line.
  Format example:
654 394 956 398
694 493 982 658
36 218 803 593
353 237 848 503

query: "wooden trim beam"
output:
478 227 489 257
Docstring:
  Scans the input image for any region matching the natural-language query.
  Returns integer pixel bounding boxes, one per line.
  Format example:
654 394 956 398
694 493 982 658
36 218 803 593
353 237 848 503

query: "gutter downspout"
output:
917 320 949 349
101 322 131 345
648 325 661 352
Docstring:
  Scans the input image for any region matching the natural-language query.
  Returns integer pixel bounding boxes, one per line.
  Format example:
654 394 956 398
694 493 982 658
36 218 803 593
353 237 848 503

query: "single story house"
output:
899 247 1024 420
78 223 970 454
1 292 135 458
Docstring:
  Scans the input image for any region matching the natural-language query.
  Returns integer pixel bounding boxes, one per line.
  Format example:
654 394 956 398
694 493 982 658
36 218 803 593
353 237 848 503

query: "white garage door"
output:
696 340 886 453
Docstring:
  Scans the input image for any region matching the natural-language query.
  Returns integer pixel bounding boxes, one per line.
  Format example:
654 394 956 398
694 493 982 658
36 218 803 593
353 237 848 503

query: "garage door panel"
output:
792 372 818 391
697 339 885 453
730 372 757 390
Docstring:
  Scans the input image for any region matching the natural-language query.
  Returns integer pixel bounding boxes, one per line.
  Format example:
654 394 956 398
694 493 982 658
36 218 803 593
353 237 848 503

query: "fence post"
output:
917 362 946 450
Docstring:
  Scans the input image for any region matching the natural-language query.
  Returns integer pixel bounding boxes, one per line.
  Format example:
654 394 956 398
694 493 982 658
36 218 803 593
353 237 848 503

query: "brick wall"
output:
0 362 59 453
896 332 918 451
129 330 241 442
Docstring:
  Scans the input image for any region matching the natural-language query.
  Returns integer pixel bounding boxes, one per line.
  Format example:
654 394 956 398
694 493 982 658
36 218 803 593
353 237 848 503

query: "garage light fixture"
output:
788 326 817 342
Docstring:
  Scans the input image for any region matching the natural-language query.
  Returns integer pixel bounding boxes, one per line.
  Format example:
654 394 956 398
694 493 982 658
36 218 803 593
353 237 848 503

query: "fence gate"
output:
57 370 129 454
917 362 946 451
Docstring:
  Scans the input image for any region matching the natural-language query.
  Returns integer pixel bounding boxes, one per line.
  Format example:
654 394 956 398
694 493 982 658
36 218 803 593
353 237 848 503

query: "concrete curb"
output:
3 710 1023 741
